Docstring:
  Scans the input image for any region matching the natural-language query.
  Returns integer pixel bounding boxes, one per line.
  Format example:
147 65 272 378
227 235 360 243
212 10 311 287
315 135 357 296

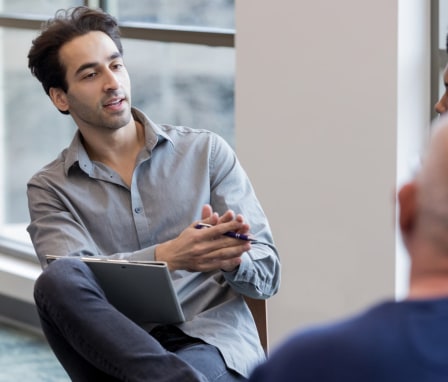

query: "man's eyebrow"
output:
74 52 123 77
75 62 98 77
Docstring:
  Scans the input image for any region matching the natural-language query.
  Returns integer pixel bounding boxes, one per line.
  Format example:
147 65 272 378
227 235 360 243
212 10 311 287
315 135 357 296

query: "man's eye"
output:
83 72 97 79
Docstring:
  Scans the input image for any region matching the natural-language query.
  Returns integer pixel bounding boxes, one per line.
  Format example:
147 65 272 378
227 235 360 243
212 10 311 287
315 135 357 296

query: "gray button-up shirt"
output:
27 108 281 377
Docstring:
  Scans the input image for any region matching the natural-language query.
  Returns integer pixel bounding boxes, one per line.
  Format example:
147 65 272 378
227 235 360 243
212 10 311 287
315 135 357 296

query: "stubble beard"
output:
102 107 133 131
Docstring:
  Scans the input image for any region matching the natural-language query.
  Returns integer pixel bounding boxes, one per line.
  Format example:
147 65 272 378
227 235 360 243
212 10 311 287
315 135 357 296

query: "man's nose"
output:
103 69 120 91
435 95 447 115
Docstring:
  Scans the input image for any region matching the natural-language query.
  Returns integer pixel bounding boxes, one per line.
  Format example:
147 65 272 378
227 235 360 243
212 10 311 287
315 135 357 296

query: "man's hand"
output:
155 205 251 272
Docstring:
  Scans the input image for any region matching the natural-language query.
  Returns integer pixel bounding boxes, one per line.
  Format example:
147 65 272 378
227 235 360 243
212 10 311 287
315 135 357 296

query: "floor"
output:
0 320 69 381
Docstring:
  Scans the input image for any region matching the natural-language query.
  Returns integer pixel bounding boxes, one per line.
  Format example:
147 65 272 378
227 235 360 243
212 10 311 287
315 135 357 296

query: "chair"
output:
244 297 268 353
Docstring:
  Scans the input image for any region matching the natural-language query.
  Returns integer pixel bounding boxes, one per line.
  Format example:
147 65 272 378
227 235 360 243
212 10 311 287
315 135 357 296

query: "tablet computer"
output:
46 255 185 325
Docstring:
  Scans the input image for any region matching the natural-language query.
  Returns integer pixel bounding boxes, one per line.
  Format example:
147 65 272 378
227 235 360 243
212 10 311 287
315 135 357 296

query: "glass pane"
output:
440 0 448 50
1 28 77 226
124 38 235 146
113 0 235 29
0 0 83 15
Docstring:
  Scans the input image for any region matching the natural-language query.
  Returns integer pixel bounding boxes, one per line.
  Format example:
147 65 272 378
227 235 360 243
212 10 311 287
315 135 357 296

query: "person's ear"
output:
49 87 69 113
398 181 417 238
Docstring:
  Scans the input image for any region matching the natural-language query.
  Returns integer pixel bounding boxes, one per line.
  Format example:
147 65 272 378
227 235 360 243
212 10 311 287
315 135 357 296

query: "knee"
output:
34 257 94 304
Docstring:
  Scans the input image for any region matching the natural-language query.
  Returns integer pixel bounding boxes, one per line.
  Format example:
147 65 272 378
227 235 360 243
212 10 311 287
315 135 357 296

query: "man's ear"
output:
398 181 417 237
49 87 69 113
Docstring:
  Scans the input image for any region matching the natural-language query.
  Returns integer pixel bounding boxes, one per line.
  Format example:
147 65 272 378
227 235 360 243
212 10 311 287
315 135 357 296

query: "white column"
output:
0 0 5 225
395 0 430 299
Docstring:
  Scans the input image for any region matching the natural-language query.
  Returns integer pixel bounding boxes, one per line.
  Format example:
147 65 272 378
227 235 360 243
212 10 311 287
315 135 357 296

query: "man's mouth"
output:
103 98 125 110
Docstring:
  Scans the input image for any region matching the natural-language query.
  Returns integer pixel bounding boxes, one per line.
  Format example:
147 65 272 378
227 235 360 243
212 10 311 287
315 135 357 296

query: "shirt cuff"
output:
222 252 254 282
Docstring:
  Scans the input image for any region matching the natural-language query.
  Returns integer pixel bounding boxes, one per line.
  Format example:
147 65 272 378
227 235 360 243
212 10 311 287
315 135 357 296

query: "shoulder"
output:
156 123 235 160
158 123 224 146
27 149 69 187
136 108 234 156
249 301 399 382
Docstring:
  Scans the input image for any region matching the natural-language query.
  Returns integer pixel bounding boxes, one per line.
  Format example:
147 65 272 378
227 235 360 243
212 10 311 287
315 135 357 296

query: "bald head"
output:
399 115 448 297
412 115 448 251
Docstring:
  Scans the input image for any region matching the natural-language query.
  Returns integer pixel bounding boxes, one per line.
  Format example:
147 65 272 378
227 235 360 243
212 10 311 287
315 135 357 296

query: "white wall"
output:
236 0 429 348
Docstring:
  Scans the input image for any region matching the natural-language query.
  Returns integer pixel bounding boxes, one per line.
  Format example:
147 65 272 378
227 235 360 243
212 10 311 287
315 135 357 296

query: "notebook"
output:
45 255 185 325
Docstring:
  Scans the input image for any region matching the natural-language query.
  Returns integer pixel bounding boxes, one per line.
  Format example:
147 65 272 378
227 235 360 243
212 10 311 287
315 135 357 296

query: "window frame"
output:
0 0 235 263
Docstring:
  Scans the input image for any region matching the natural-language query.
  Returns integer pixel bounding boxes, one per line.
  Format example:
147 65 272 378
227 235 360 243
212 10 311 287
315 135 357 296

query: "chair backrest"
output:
244 297 268 353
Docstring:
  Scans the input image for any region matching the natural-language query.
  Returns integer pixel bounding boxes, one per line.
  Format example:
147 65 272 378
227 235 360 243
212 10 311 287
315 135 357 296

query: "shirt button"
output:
134 207 143 214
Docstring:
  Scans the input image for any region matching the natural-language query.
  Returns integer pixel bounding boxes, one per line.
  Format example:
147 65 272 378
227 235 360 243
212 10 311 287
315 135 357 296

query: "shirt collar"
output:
64 107 172 176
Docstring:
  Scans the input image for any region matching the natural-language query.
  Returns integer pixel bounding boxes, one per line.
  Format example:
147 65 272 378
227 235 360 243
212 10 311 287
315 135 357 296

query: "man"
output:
27 6 280 382
434 35 448 115
435 77 448 115
248 115 448 382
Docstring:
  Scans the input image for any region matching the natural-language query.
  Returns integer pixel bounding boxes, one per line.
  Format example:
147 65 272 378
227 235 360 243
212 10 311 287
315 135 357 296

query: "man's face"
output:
435 64 448 115
52 31 132 132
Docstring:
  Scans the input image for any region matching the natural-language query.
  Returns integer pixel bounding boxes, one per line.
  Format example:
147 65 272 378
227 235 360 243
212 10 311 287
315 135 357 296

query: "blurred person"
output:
434 34 448 114
248 115 448 382
27 6 280 382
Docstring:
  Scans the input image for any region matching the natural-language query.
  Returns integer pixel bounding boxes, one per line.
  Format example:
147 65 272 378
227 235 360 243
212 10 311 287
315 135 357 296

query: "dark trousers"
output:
34 257 246 382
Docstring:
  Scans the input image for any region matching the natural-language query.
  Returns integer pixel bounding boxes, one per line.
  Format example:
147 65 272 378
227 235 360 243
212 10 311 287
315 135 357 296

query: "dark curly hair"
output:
28 6 123 113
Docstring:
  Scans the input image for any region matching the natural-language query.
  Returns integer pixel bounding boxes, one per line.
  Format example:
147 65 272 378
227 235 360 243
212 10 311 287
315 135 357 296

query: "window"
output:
0 0 235 259
114 1 234 29
432 0 448 118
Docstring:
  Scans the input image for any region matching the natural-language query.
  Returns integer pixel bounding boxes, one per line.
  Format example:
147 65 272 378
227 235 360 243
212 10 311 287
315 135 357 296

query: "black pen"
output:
195 223 255 242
